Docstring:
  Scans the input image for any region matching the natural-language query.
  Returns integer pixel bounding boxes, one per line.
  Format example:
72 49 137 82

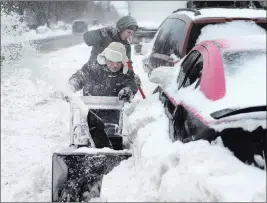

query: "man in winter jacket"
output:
67 41 138 147
67 42 138 100
83 15 138 62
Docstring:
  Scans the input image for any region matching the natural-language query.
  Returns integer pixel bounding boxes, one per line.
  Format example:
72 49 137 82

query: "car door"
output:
148 17 186 70
171 50 204 141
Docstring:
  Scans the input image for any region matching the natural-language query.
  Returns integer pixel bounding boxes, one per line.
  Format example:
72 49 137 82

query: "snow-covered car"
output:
72 20 88 34
51 21 68 31
149 35 266 168
36 25 49 34
142 7 267 72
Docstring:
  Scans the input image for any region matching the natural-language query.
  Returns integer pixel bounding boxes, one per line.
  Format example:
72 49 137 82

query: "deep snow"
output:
1 9 266 203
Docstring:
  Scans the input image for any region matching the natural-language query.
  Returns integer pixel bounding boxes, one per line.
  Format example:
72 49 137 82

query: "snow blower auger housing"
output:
52 96 132 202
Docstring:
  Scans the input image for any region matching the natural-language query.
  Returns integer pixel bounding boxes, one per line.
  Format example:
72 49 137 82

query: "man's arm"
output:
83 26 117 46
83 29 103 46
68 62 92 92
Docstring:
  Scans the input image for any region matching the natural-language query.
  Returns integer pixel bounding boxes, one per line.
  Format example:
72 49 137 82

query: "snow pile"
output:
97 94 266 202
1 42 91 201
197 20 266 43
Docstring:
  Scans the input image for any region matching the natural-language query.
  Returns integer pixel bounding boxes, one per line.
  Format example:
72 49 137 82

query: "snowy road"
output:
33 33 84 53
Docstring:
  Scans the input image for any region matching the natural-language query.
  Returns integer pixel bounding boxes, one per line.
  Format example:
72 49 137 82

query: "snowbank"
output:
98 94 266 202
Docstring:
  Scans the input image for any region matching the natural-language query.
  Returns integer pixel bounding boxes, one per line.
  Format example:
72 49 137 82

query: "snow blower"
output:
52 96 132 202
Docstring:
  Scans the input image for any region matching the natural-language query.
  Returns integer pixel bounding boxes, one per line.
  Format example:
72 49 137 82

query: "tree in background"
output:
1 1 120 29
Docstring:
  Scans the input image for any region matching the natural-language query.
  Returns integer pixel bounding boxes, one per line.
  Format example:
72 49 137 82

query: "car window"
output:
153 18 186 57
177 50 201 89
183 56 203 88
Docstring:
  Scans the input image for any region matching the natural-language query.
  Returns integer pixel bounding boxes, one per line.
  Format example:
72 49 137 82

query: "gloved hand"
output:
118 87 134 102
100 26 118 37
53 85 76 102
134 74 142 87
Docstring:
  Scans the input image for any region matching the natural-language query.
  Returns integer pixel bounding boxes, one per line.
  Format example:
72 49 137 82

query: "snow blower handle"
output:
126 61 146 99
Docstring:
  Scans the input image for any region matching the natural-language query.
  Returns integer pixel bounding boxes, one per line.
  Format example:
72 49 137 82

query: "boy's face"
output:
106 59 123 72
119 29 135 41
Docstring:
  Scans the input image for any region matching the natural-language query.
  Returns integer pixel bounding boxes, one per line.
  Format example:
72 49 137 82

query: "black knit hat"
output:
116 16 138 32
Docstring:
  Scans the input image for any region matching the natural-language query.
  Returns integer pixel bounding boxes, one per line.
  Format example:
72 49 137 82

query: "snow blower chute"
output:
52 96 132 202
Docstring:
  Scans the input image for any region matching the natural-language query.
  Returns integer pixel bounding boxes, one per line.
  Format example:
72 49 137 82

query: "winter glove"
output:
134 74 142 87
100 26 118 37
53 85 76 102
118 87 134 102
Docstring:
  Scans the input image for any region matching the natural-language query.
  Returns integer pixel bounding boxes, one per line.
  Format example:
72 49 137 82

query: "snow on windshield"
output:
196 21 266 44
221 49 266 107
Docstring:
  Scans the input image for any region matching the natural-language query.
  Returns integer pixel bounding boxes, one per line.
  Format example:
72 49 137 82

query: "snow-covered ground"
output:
1 10 266 203
1 24 72 46
1 10 72 46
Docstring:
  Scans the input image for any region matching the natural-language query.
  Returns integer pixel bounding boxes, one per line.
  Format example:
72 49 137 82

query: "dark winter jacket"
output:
83 27 131 62
68 61 138 97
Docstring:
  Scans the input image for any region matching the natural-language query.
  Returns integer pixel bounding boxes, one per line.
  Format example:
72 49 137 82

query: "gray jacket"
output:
83 27 131 62
68 61 138 96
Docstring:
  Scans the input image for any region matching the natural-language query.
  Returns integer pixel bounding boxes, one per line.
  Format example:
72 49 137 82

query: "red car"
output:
149 35 266 168
143 7 267 72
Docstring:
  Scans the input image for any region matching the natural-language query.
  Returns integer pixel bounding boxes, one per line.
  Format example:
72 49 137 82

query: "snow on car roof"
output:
196 20 266 44
176 8 267 19
215 34 267 52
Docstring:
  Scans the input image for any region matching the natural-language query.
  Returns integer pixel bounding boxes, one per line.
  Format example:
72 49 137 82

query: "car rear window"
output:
220 49 266 107
222 49 266 94
222 49 266 75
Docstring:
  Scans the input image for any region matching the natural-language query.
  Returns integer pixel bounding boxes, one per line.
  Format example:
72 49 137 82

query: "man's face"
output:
119 29 135 41
106 59 123 72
